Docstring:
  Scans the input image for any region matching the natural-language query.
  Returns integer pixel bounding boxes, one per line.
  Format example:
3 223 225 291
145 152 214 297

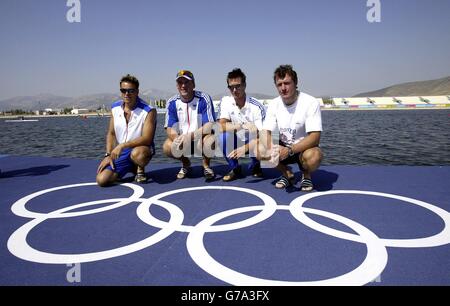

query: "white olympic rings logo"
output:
7 183 450 286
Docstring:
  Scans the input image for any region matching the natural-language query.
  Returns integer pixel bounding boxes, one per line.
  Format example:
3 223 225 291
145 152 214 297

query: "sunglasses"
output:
228 84 243 91
120 88 137 94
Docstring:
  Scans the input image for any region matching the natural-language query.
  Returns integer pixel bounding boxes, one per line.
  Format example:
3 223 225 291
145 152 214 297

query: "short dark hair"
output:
273 65 298 85
120 74 139 89
227 68 246 85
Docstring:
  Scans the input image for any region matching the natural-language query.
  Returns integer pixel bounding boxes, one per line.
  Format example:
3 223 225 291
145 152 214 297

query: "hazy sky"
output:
1 0 449 100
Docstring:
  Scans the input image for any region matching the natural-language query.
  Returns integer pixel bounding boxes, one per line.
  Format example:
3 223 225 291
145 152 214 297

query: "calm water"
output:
1 110 449 165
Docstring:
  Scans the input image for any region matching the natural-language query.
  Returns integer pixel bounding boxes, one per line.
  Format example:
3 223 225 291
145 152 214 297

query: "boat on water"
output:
5 116 39 122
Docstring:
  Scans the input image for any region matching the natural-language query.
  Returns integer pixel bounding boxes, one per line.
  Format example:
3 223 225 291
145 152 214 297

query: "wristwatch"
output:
288 146 295 156
104 152 111 158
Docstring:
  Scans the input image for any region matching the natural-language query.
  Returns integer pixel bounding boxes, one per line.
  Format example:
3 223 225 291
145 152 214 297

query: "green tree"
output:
322 97 334 105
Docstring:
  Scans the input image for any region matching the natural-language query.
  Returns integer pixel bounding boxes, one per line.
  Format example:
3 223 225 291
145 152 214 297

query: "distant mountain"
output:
0 90 276 111
140 89 175 101
70 93 120 110
0 89 175 111
354 76 450 97
0 94 73 111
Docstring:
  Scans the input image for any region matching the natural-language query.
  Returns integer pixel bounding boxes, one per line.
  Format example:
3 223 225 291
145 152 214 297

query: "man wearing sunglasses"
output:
217 68 265 181
96 74 157 186
163 70 216 180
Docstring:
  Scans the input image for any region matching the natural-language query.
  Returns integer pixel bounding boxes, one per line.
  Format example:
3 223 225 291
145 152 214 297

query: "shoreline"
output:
320 105 450 111
0 113 111 119
2 106 450 119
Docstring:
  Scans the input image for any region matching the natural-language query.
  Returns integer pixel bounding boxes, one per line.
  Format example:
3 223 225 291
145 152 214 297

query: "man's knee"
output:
163 139 173 157
131 146 152 164
302 147 323 168
256 143 270 161
96 171 114 187
201 135 215 158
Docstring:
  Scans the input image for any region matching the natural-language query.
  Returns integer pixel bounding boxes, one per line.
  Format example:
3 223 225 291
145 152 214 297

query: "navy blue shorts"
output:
106 146 154 179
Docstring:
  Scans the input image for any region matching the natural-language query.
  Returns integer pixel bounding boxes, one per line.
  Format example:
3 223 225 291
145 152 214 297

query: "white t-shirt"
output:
218 96 266 141
263 92 322 146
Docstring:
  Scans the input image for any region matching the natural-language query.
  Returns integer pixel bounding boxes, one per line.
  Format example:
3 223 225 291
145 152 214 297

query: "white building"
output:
71 108 90 115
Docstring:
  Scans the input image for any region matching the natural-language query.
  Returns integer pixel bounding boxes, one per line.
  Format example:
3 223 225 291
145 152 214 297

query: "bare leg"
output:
163 138 191 168
200 134 215 169
275 163 295 179
96 169 119 187
300 147 323 179
130 146 153 171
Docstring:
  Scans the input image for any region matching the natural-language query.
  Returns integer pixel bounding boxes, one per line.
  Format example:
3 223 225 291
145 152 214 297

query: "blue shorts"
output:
106 146 154 179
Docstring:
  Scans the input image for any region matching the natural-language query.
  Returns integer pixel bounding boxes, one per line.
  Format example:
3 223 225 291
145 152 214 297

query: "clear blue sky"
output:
1 0 449 100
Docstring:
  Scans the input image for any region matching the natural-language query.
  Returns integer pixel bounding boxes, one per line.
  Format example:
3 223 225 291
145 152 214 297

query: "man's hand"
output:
97 156 114 173
110 144 124 160
227 146 246 160
173 134 187 150
279 145 290 162
261 144 280 167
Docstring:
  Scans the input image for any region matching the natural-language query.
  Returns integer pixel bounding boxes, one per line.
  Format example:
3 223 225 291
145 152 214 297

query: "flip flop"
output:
204 167 215 180
300 177 314 192
177 167 190 179
275 176 293 189
135 172 147 184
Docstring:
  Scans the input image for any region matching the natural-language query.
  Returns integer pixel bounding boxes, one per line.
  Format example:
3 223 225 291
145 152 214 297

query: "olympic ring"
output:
290 190 450 248
11 183 145 219
186 205 388 286
137 186 277 233
8 197 183 264
6 183 450 285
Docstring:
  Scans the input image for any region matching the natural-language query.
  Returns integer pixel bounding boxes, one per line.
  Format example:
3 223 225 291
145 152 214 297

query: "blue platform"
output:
0 155 449 286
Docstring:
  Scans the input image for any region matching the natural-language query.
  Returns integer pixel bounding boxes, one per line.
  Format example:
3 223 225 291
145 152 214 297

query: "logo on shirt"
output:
280 128 297 145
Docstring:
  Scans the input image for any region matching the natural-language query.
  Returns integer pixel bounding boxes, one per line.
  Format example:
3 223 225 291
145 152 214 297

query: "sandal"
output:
135 172 147 184
204 167 215 180
222 166 242 182
177 167 190 179
300 177 314 192
275 176 293 189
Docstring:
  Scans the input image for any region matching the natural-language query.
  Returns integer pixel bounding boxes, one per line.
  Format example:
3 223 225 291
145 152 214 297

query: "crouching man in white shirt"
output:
96 74 157 186
258 65 323 191
217 68 265 181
